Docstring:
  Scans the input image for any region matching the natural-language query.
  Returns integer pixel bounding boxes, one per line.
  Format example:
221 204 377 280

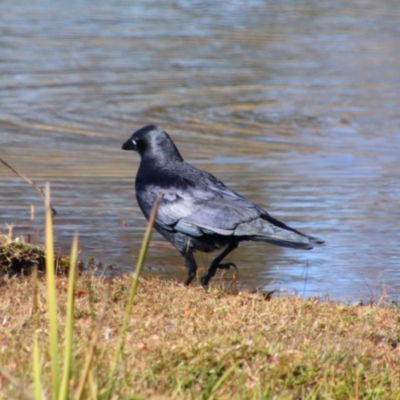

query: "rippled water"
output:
1 1 399 302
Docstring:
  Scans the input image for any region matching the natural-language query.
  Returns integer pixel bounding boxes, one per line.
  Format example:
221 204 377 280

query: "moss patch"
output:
0 233 45 274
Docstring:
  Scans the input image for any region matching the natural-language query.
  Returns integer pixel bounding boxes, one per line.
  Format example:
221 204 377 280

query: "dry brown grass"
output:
0 274 399 399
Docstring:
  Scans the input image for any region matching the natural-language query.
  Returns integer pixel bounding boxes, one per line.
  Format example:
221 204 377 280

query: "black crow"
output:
122 125 323 288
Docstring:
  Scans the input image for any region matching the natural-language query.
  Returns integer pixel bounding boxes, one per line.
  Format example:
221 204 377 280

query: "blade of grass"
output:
44 183 60 399
74 284 111 400
207 364 237 400
33 331 43 400
104 195 161 399
0 157 57 215
31 267 39 317
32 264 43 400
59 235 79 400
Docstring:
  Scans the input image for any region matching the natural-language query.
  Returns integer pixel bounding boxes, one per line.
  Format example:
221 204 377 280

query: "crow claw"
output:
217 262 237 271
201 263 238 289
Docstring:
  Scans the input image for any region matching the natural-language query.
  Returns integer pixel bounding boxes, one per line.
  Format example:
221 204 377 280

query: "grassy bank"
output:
0 273 399 399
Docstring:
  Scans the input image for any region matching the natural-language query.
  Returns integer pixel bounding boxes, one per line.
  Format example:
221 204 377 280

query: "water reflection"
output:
1 1 399 302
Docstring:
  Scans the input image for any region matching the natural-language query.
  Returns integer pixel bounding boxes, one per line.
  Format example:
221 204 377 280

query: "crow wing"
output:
137 180 312 248
159 184 262 236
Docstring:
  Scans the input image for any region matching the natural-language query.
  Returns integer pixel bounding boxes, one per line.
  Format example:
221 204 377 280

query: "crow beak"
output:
122 138 137 151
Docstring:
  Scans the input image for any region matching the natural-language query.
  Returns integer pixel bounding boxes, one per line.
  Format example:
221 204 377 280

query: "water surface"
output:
1 1 400 302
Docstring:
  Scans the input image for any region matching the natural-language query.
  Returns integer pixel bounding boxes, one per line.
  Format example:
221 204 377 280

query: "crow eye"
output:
136 139 146 153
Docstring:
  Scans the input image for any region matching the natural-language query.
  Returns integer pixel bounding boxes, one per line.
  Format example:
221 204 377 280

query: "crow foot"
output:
217 262 237 271
201 262 237 289
183 251 197 286
184 274 196 286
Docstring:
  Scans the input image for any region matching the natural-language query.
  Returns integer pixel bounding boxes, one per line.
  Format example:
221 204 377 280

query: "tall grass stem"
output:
33 332 43 400
44 183 60 399
59 235 79 400
105 196 160 399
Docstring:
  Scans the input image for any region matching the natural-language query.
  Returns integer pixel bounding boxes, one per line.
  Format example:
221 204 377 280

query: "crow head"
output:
122 125 183 164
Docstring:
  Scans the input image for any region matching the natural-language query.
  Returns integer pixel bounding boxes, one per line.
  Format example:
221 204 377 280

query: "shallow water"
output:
1 1 400 302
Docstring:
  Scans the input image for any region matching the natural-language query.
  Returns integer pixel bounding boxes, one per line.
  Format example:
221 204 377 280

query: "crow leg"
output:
183 251 197 286
201 241 239 289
